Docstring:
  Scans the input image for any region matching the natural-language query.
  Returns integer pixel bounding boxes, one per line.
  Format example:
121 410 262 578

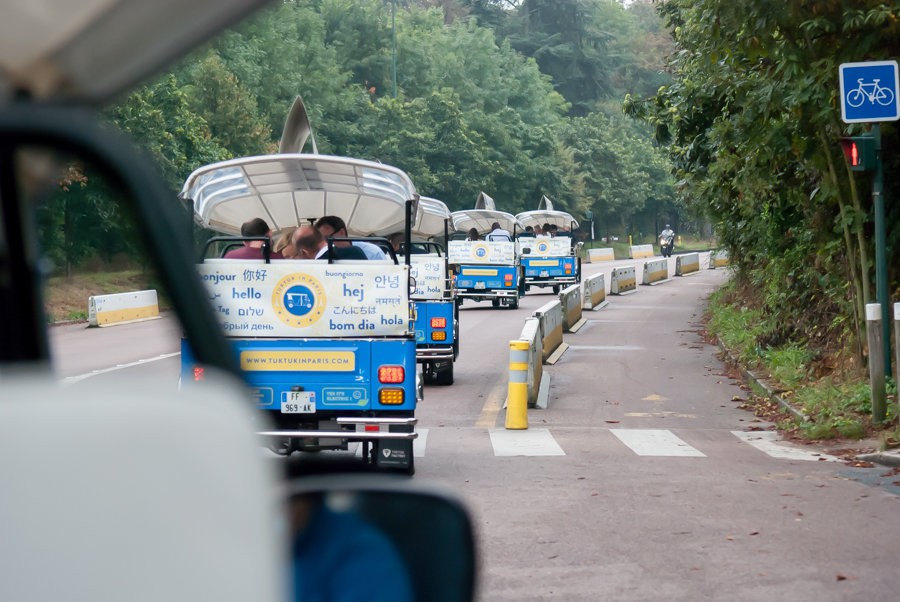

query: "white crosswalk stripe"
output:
489 428 566 457
338 427 831 462
731 431 840 462
609 429 706 457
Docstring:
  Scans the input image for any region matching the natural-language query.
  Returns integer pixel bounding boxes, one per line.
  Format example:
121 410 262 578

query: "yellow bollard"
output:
506 340 529 429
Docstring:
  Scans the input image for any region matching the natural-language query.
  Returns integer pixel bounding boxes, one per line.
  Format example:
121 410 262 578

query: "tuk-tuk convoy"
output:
176 99 583 473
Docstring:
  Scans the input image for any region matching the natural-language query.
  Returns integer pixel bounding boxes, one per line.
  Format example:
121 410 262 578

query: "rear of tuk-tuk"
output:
448 207 525 309
515 208 581 294
180 154 421 473
405 197 458 385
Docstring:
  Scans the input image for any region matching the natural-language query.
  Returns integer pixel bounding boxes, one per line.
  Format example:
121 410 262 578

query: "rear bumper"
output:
258 416 418 442
524 276 578 286
416 345 455 361
456 289 518 298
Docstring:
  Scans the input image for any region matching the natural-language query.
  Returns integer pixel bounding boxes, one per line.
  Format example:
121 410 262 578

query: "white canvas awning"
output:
450 209 523 236
181 154 418 236
515 210 579 231
413 196 451 239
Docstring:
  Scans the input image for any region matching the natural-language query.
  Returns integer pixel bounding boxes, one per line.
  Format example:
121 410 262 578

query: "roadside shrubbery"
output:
706 277 897 444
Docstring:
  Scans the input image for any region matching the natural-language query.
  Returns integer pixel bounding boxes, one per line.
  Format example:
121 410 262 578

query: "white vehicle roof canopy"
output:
413 197 451 240
515 210 579 231
182 154 418 236
451 191 522 235
451 210 522 235
516 195 579 230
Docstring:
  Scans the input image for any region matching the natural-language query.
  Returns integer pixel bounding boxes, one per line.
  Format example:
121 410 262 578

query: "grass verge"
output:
705 280 898 447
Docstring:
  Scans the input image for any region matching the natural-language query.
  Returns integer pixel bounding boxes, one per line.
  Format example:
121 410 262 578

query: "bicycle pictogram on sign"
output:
845 78 895 108
839 61 900 123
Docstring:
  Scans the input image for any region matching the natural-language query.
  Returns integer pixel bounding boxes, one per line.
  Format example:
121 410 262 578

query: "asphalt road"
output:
49 254 900 601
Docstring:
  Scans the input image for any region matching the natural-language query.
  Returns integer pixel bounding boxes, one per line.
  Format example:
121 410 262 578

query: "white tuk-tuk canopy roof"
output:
450 210 523 236
414 197 451 239
1 0 270 104
181 154 418 236
515 210 579 231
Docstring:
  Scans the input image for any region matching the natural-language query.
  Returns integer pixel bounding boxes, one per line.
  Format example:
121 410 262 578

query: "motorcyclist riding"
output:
659 224 675 258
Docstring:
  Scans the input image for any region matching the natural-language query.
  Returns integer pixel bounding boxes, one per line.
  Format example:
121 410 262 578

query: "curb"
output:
715 339 808 422
716 338 900 468
856 450 900 468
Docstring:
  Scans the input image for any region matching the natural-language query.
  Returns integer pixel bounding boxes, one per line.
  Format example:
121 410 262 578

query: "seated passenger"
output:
224 217 272 259
388 232 404 253
486 221 511 241
315 215 386 259
293 225 367 260
272 227 298 258
465 228 480 241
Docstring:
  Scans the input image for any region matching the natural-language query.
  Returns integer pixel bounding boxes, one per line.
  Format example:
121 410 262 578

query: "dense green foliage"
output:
40 0 680 271
628 0 900 372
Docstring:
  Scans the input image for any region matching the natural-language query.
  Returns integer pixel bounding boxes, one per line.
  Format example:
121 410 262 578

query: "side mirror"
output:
408 275 418 295
521 247 532 254
287 475 477 602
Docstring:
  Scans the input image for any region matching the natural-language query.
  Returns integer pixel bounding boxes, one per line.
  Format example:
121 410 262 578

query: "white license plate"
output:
539 270 549 277
474 282 486 289
281 391 315 414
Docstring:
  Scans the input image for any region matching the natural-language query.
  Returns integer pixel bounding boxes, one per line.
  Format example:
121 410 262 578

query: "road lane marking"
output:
567 345 645 351
60 352 181 386
414 428 429 457
611 429 705 457
490 428 565 456
475 383 507 428
731 431 840 462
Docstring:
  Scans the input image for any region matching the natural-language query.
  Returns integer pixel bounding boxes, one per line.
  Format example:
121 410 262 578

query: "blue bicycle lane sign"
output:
839 60 900 123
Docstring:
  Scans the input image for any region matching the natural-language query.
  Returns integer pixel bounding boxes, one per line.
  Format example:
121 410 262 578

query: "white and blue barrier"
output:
533 299 564 363
558 284 583 332
630 244 654 259
582 273 607 310
710 249 729 268
641 259 669 285
88 290 160 327
610 266 637 295
675 252 700 276
586 247 615 263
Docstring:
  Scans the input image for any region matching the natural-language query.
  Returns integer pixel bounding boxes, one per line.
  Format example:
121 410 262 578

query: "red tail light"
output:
430 317 447 328
378 365 405 383
192 366 205 382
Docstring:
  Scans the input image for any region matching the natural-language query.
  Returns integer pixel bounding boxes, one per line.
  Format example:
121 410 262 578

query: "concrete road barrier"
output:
675 252 700 276
88 290 160 327
587 248 615 263
630 244 654 259
582 273 606 310
641 259 669 285
533 300 563 363
710 249 729 268
559 284 583 332
610 266 637 295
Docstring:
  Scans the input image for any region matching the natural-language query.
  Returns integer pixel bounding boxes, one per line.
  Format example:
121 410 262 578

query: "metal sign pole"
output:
871 124 891 378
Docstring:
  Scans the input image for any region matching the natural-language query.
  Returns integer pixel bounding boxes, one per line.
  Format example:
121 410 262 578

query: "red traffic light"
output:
839 135 876 172
841 140 860 166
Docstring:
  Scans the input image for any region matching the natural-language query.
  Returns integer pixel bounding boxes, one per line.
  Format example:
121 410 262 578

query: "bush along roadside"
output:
704 279 899 451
